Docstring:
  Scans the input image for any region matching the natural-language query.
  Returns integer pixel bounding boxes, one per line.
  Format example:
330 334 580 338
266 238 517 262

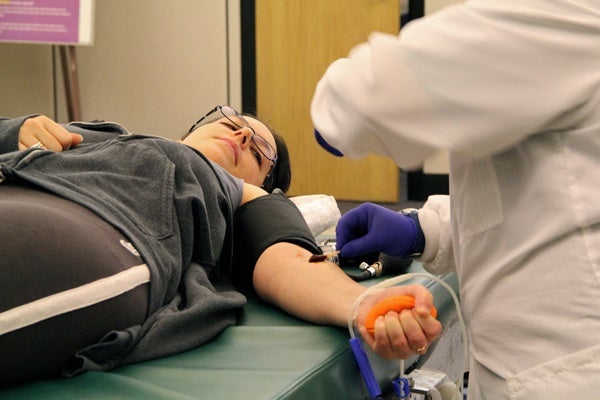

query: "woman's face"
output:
181 115 276 187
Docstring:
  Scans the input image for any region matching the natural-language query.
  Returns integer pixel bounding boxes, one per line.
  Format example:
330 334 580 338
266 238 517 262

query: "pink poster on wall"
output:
0 0 94 45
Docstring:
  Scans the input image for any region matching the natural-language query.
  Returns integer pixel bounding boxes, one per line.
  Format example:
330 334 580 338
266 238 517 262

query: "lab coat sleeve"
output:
311 1 599 170
415 195 455 274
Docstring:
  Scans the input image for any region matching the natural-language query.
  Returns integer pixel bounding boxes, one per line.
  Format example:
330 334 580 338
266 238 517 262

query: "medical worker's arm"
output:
311 4 591 167
418 195 456 275
335 202 424 258
336 196 456 275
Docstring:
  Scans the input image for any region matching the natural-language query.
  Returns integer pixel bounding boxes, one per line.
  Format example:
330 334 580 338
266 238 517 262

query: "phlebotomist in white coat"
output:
311 0 600 398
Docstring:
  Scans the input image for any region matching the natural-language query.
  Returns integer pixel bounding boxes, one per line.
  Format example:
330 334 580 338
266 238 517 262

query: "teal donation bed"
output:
1 263 461 400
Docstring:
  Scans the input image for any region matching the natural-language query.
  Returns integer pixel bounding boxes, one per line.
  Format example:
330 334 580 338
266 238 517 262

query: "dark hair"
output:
262 129 291 193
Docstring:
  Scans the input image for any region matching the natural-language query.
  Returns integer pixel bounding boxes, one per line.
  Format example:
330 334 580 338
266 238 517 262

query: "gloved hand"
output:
336 203 423 258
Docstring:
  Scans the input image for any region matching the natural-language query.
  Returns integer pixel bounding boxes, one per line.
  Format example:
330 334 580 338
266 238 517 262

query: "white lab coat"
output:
311 0 600 398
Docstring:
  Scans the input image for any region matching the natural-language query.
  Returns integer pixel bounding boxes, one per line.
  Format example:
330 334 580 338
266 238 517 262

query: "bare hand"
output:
356 284 442 359
18 116 83 151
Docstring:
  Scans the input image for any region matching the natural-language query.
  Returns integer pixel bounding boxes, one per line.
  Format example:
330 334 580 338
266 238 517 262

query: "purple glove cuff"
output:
314 129 343 157
402 210 425 256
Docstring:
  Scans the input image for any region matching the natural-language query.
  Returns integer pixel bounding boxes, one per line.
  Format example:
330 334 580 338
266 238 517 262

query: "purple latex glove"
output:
336 203 421 258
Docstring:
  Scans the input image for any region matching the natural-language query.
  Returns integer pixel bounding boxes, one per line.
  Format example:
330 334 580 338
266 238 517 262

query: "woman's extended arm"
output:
238 182 441 359
253 242 441 359
253 241 364 326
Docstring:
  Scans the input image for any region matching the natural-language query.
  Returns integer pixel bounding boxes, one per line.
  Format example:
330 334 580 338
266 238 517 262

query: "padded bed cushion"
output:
0 263 460 400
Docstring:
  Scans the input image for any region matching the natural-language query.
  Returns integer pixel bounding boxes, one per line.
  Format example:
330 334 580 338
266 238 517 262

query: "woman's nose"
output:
234 127 253 149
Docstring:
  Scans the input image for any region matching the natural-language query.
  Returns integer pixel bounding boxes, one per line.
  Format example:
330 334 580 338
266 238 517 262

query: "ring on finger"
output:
416 345 427 354
30 141 44 149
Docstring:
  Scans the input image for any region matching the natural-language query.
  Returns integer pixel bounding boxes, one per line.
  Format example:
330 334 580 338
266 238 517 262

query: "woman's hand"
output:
18 116 83 151
356 284 442 359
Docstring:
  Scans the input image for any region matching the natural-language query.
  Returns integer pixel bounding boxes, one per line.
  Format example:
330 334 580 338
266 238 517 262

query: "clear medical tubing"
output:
348 272 469 391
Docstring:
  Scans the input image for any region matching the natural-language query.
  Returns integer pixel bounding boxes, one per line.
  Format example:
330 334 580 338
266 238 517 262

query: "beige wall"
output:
0 1 240 140
426 0 464 14
0 44 55 118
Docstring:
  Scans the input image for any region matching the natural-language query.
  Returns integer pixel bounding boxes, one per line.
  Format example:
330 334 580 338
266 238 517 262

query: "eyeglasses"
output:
187 105 278 166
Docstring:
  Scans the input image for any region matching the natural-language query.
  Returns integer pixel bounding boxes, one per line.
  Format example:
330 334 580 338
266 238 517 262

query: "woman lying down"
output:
0 106 440 385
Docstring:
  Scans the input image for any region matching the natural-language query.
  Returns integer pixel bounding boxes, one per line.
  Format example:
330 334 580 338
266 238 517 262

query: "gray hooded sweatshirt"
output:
0 116 247 375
